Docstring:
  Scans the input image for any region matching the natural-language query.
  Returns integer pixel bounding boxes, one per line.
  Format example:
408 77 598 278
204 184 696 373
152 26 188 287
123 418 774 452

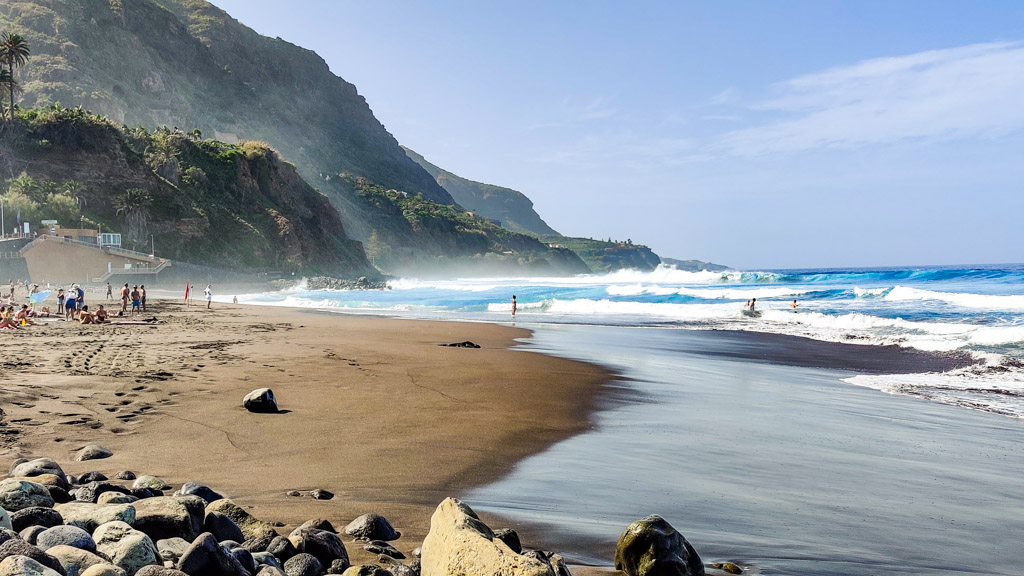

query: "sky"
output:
211 0 1024 269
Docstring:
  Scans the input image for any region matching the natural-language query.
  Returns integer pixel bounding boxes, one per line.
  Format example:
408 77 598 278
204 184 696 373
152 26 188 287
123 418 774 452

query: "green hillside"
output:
539 235 661 273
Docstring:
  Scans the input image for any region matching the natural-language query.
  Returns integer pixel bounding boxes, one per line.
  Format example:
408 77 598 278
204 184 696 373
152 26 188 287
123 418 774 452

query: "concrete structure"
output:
20 235 169 284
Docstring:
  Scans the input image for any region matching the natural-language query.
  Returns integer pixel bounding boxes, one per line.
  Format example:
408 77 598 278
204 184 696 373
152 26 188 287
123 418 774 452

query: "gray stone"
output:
282 553 321 576
0 530 17 548
175 532 246 576
0 539 67 575
21 527 46 545
173 483 223 505
242 389 278 413
74 483 131 505
204 512 244 544
343 514 400 542
0 510 9 532
256 567 285 576
204 500 278 542
74 474 107 486
308 490 332 501
54 503 135 533
78 565 126 576
340 566 388 576
240 534 275 554
135 567 190 576
0 480 55 512
74 446 112 463
131 477 169 491
113 472 135 482
387 565 417 576
326 558 351 574
295 519 334 534
0 555 63 576
227 546 256 575
287 528 348 568
11 508 64 533
94 494 136 506
493 529 522 554
614 515 704 576
45 545 106 576
131 496 206 542
93 521 159 575
36 526 95 553
251 552 282 570
10 459 67 485
156 538 190 564
363 541 403 559
265 537 296 562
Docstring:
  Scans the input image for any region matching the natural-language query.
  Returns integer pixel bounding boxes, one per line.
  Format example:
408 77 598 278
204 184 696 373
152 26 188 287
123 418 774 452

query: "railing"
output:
19 235 158 263
0 251 22 260
98 260 172 283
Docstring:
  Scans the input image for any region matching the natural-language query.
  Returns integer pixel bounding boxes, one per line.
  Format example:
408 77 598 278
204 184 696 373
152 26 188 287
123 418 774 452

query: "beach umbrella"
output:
29 290 50 304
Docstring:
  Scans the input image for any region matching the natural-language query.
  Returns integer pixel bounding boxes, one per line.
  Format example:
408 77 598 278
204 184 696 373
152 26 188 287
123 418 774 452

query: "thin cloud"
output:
719 41 1024 155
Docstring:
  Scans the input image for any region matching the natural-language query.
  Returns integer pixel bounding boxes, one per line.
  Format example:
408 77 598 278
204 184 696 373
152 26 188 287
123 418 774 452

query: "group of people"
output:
114 283 147 315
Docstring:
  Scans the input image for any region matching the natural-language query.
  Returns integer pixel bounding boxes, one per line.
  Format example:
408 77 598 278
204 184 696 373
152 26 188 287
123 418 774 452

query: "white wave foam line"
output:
605 284 807 299
843 368 1024 418
885 286 1024 310
488 298 740 320
853 286 890 297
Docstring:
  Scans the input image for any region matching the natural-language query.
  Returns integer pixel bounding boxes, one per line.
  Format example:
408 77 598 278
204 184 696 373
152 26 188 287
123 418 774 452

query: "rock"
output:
386 565 416 576
74 447 112 463
242 389 278 413
256 567 285 576
614 515 704 576
175 533 246 576
113 472 135 482
0 481 55 512
74 474 107 486
173 484 223 505
0 539 67 575
129 488 163 500
295 519 335 534
240 534 275 554
131 497 205 542
45 545 106 576
287 529 348 568
710 563 742 575
131 477 169 491
343 514 400 542
251 552 282 570
54 503 135 533
442 341 480 348
36 526 95 553
74 483 131 504
95 494 136 506
285 492 300 498
420 498 553 576
156 539 190 564
93 521 159 575
324 558 351 574
282 553 321 576
0 530 21 548
21 527 47 545
8 476 69 494
227 546 256 575
46 489 72 506
265 537 296 562
362 541 403 559
0 555 63 576
204 500 278 542
308 490 332 501
11 508 64 533
411 548 421 559
340 566 388 576
522 551 571 576
11 460 67 485
78 565 125 576
0 511 9 532
493 529 522 554
135 567 190 576
204 512 244 544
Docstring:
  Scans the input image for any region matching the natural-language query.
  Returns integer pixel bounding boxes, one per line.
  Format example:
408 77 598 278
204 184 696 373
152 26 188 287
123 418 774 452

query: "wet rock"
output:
204 512 244 544
93 521 159 575
36 526 95 553
173 483 223 505
614 515 704 576
711 562 742 575
362 541 403 559
132 477 169 491
11 459 67 485
11 508 64 533
287 528 348 568
54 503 135 533
493 529 522 554
131 496 206 542
46 544 106 576
74 447 112 463
156 538 190 564
0 539 67 575
205 500 278 541
282 553 321 576
0 555 64 576
242 389 278 413
343 514 400 542
420 498 552 576
0 480 55 511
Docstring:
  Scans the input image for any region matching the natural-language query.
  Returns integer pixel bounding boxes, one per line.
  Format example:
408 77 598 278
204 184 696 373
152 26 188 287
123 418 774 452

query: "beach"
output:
0 297 609 567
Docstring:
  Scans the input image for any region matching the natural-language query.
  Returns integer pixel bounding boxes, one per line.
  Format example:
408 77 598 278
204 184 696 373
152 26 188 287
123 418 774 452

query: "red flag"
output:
184 279 190 302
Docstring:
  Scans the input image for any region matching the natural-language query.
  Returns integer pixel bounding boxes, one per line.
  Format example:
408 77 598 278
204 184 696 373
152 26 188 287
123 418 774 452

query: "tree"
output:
0 32 30 121
115 188 152 244
62 180 87 210
45 193 79 224
6 172 39 201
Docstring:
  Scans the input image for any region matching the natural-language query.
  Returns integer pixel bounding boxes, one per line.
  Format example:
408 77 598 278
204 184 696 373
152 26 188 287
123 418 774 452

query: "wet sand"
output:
0 298 609 565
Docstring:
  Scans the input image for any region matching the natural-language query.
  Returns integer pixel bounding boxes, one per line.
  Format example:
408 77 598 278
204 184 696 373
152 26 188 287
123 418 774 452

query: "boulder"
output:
522 551 571 576
156 538 190 564
131 497 205 542
386 565 417 576
295 519 335 534
0 539 66 575
242 389 278 413
363 541 403 559
74 447 112 463
340 566 388 576
0 531 13 549
325 558 351 574
173 483 223 505
54 503 135 533
11 508 64 533
204 512 244 544
20 527 46 545
343 514 400 542
94 494 135 506
227 546 256 575
10 460 67 485
36 526 95 553
309 490 332 501
0 510 10 532
240 534 275 554
251 552 282 571
75 474 107 486
174 532 247 576
8 476 68 493
493 529 522 554
135 567 190 576
74 483 131 505
78 565 125 576
256 567 285 576
131 477 168 491
45 545 106 576
282 553 321 576
0 555 63 576
0 481 55 512
45 489 72 506
93 521 159 575
265 537 296 562
287 529 347 568
614 515 704 576
204 500 277 541
419 498 553 576
113 472 135 481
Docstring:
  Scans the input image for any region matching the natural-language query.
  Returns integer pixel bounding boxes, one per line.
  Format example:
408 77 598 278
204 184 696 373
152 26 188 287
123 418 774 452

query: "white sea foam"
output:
843 367 1024 419
885 286 1024 310
853 286 890 297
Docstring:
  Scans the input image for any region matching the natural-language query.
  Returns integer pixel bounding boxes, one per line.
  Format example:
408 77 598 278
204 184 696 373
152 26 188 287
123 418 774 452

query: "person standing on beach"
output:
512 295 517 317
130 286 141 316
57 288 65 314
76 284 84 310
106 283 112 300
119 283 129 314
64 291 77 321
204 284 213 309
140 285 147 312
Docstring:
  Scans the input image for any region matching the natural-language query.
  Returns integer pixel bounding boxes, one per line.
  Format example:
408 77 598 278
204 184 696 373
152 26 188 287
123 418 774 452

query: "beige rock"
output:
0 479 54 511
7 474 70 491
96 493 137 505
93 521 159 575
54 502 136 532
420 498 554 576
79 565 127 576
0 555 63 576
205 499 278 541
46 544 106 576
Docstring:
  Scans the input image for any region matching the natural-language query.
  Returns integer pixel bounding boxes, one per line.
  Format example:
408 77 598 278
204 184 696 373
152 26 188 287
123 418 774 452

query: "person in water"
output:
511 295 517 317
791 299 798 309
749 298 757 311
745 299 751 310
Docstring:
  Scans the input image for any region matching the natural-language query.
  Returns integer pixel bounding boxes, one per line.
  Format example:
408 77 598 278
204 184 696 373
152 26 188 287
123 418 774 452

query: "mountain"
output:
539 236 661 273
0 105 370 275
661 258 729 272
402 147 559 237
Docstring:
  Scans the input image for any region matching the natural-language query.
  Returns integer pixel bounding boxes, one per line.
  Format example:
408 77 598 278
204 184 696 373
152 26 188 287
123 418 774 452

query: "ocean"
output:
225 264 1024 575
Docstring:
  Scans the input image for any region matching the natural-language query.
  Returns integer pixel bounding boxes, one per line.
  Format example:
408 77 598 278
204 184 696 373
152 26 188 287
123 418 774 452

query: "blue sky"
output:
211 1 1024 269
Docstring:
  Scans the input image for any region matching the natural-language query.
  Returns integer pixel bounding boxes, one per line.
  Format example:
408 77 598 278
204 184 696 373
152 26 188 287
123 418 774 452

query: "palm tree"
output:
62 180 87 211
0 32 29 121
115 188 152 244
0 68 14 121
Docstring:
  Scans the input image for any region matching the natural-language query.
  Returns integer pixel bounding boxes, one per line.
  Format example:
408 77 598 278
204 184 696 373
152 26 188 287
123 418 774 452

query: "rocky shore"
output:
303 277 390 291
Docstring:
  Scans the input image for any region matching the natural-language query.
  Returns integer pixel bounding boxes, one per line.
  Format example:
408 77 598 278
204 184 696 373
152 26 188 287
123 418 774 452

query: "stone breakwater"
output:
0 454 730 576
303 278 390 292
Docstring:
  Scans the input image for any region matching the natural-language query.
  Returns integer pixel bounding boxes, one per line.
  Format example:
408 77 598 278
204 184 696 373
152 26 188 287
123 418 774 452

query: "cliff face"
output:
0 107 371 275
402 147 559 237
0 0 453 206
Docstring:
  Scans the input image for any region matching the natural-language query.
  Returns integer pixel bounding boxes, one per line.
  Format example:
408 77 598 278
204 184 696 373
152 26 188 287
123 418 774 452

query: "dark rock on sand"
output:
132 496 206 542
75 482 131 504
0 479 56 511
266 536 297 562
493 529 522 554
115 471 136 481
711 562 743 574
130 487 164 499
157 537 191 563
228 545 257 575
21 525 47 544
35 525 96 552
288 528 348 567
363 541 404 559
176 532 246 576
325 558 351 574
241 534 275 554
11 459 67 484
286 491 301 498
442 341 481 348
296 519 335 533
46 486 72 505
76 472 108 484
343 514 400 541
309 489 333 501
0 538 68 575
136 567 191 576
242 389 278 413
615 515 704 576
75 445 113 462
205 512 245 544
283 553 322 576
175 482 224 504
11 507 63 532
